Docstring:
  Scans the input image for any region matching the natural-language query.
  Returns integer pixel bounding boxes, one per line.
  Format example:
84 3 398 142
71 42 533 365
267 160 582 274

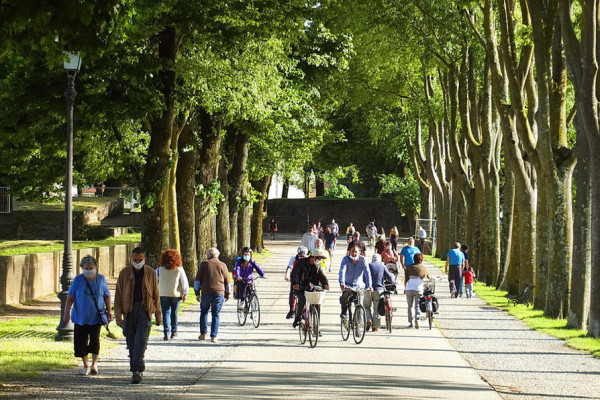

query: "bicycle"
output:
382 283 395 333
340 287 367 344
419 278 439 330
236 277 263 328
299 284 326 348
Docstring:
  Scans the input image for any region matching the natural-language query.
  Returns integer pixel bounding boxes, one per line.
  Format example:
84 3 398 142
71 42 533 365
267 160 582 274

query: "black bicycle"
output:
299 284 325 348
340 287 366 344
237 277 262 328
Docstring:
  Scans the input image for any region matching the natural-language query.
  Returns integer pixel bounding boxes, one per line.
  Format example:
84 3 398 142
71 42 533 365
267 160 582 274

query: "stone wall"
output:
0 242 139 306
264 198 410 234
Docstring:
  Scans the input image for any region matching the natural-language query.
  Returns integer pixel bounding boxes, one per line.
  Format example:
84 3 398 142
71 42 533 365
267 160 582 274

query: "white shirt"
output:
301 232 317 250
288 256 296 268
406 276 424 292
419 228 427 239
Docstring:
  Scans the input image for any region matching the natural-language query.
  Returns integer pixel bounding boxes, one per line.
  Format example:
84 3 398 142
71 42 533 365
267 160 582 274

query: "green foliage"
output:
0 233 141 256
379 174 421 216
324 183 355 199
196 180 224 215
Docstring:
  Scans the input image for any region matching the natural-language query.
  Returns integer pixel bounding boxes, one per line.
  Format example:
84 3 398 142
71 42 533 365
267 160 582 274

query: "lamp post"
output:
55 53 81 341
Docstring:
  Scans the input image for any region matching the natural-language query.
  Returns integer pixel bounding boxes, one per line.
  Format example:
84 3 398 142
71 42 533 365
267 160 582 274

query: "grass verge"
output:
0 317 121 381
424 255 600 358
0 233 141 256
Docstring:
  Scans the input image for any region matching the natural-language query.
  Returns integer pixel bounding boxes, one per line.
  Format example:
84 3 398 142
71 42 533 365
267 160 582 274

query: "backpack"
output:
377 297 386 316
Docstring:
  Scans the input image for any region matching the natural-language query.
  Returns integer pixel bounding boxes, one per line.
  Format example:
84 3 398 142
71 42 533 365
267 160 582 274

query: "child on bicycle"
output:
233 247 266 299
290 249 329 328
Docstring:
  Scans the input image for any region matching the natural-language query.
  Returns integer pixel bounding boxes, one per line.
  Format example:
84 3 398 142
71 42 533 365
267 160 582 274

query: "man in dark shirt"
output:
346 231 366 257
290 249 330 328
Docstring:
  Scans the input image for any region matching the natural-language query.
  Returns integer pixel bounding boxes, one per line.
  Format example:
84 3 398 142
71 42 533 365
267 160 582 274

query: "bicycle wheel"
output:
308 306 319 348
299 312 307 344
427 310 433 330
353 304 366 344
340 306 350 341
250 294 261 328
237 297 247 326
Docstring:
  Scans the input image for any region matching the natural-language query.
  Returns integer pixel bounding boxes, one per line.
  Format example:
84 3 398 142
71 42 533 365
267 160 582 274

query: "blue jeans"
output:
200 293 225 338
458 270 464 295
160 296 182 335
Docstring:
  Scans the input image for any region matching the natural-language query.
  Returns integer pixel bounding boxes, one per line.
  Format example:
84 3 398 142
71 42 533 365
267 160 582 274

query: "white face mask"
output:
350 254 359 261
387 246 392 250
133 260 145 270
83 269 97 278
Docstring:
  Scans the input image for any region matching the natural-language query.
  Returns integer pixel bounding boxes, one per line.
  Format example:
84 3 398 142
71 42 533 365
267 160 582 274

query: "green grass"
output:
0 233 141 256
423 255 600 358
15 197 118 212
0 317 121 381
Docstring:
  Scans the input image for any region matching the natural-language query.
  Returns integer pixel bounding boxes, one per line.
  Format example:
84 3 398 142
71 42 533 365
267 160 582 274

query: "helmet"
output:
297 246 309 256
241 247 253 258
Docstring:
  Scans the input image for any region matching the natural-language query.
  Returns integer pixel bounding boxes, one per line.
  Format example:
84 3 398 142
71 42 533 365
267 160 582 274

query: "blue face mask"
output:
243 255 251 261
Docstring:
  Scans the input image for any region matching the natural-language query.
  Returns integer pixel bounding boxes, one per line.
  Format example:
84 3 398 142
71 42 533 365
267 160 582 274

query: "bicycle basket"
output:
305 291 326 305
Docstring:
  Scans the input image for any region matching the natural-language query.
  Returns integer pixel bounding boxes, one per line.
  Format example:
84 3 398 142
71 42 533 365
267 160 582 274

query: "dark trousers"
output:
294 290 321 320
73 323 101 357
123 302 151 373
419 238 425 251
340 288 354 316
289 284 295 312
448 265 461 294
200 293 224 337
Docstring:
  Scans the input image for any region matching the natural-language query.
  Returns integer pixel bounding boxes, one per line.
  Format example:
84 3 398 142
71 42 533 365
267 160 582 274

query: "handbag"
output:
85 278 111 334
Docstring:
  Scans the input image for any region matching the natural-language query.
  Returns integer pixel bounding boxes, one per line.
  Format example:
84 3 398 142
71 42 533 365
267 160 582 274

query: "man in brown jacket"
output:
114 247 161 384
194 247 232 343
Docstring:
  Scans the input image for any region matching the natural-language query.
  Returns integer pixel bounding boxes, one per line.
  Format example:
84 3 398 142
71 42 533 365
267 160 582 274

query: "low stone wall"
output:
0 242 139 306
265 198 410 234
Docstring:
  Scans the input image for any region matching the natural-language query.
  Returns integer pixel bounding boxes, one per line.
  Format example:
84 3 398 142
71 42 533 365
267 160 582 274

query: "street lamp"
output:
55 52 81 341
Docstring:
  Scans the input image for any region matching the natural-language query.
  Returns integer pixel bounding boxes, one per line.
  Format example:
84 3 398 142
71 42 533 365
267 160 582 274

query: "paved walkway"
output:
2 235 599 399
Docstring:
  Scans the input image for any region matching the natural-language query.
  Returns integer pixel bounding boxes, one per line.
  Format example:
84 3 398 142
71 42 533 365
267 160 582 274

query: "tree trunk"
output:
282 177 290 199
498 169 515 290
568 114 591 329
238 179 252 254
250 175 272 253
228 133 250 256
216 145 232 265
315 175 325 197
176 123 198 282
195 110 222 262
141 26 176 266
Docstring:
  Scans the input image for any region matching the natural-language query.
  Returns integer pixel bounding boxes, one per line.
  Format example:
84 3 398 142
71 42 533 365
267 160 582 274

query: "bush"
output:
324 183 355 199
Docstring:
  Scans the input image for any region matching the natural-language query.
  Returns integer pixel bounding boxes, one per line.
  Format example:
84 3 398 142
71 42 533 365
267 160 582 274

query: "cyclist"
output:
346 222 355 243
233 247 266 301
291 249 330 328
346 232 366 257
365 253 396 332
339 244 372 320
285 246 309 319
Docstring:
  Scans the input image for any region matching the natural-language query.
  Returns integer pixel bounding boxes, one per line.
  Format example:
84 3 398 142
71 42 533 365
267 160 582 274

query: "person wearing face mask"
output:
381 241 400 280
290 249 330 328
114 247 162 384
339 244 373 320
63 255 111 376
233 247 266 301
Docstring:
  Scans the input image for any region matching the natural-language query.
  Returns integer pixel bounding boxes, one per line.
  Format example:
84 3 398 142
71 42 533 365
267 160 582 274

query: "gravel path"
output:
423 260 600 400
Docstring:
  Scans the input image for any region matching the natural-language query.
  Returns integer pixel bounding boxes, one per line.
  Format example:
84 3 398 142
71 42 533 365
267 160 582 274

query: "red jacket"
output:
463 270 476 284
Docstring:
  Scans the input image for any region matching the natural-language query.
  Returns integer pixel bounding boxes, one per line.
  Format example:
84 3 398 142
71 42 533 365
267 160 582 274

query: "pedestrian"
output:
63 255 111 376
156 249 189 341
301 226 318 250
458 244 470 297
328 219 339 249
418 226 427 252
365 254 396 332
389 226 399 252
346 231 366 257
445 242 465 298
316 221 324 239
324 227 336 272
114 247 162 384
404 253 431 328
375 234 387 254
269 218 278 240
194 248 232 343
399 237 421 270
463 266 476 298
